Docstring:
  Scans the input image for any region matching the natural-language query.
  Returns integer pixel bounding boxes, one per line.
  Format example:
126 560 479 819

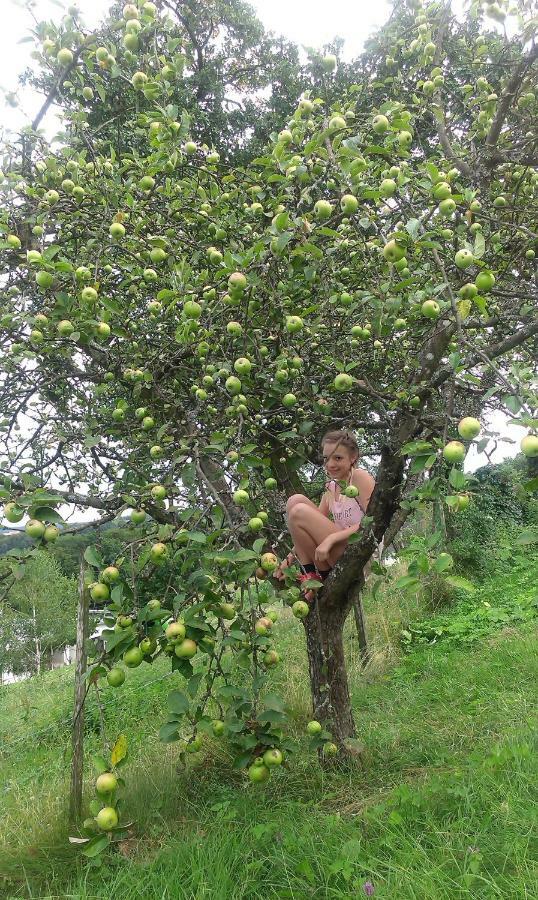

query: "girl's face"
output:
322 442 357 479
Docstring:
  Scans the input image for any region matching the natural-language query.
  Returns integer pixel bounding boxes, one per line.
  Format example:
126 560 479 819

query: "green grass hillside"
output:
1 562 537 900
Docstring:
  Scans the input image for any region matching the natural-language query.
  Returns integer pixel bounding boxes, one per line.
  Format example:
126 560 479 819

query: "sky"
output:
0 0 528 497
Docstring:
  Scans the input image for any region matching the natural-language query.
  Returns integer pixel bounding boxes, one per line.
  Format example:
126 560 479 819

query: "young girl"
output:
274 429 376 601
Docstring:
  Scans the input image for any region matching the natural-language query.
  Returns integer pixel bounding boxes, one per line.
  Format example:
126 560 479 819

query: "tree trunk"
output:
32 605 41 675
305 602 356 744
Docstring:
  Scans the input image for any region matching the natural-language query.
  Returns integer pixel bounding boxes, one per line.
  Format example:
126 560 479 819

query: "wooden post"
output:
69 557 89 825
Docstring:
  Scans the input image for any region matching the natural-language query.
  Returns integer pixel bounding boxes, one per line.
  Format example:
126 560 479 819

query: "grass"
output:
1 565 537 899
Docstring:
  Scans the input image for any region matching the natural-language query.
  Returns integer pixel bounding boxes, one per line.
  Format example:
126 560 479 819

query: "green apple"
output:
7 234 22 249
217 602 236 620
226 321 242 336
165 621 186 640
421 299 440 318
183 300 202 319
306 720 322 736
340 194 358 215
314 199 333 220
130 509 146 524
248 763 270 783
150 542 167 561
285 315 304 333
109 222 125 239
372 114 389 134
139 175 155 191
228 272 247 292
81 286 98 303
292 600 310 619
282 393 296 408
255 617 272 635
475 271 495 292
90 582 110 603
101 566 120 584
106 667 125 687
139 637 156 654
263 748 283 767
3 502 24 523
458 417 481 440
131 71 148 89
233 489 249 506
225 376 242 395
174 638 197 659
96 806 118 830
264 650 280 667
261 552 278 572
323 742 338 756
333 373 353 391
36 271 54 290
442 440 466 464
328 115 346 132
96 773 118 795
150 247 166 264
383 239 406 262
433 181 451 201
459 283 478 300
25 519 46 540
455 249 474 269
520 435 538 458
96 322 111 339
249 517 264 532
124 647 144 668
57 48 74 67
439 198 456 216
321 54 337 72
234 357 252 375
44 524 59 543
379 178 397 198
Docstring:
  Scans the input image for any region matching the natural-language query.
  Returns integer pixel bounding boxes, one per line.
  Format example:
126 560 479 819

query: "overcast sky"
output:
0 0 526 477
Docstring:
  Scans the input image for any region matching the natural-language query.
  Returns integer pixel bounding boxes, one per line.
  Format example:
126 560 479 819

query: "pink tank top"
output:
325 478 364 531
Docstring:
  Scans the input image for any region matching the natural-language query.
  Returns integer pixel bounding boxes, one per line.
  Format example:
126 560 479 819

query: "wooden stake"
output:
69 557 89 825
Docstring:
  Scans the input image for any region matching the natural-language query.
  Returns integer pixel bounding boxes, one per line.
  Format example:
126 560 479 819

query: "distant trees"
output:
0 552 77 678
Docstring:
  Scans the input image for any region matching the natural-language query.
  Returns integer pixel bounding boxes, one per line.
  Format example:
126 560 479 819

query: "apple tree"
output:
0 0 537 849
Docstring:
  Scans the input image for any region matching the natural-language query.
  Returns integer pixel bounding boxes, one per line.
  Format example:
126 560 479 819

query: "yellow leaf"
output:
457 298 471 320
111 733 127 766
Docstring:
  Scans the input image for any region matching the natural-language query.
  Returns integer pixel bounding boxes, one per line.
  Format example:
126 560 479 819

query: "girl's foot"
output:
297 569 331 604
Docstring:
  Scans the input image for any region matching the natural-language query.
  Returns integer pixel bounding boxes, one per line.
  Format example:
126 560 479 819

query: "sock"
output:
318 568 331 579
303 563 316 573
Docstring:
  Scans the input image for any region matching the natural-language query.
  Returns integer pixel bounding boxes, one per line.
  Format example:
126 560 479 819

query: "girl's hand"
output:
314 538 335 569
274 552 295 581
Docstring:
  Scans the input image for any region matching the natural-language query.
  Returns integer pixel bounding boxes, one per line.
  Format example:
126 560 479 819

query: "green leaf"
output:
111 734 127 766
449 468 466 490
445 576 475 592
473 231 486 259
159 721 181 743
257 709 287 724
395 575 420 591
84 546 104 568
92 754 109 774
523 477 538 494
81 834 110 858
167 690 190 714
434 553 453 573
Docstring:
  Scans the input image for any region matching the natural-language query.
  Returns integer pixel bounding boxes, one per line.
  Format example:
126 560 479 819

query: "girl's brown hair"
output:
321 429 359 464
